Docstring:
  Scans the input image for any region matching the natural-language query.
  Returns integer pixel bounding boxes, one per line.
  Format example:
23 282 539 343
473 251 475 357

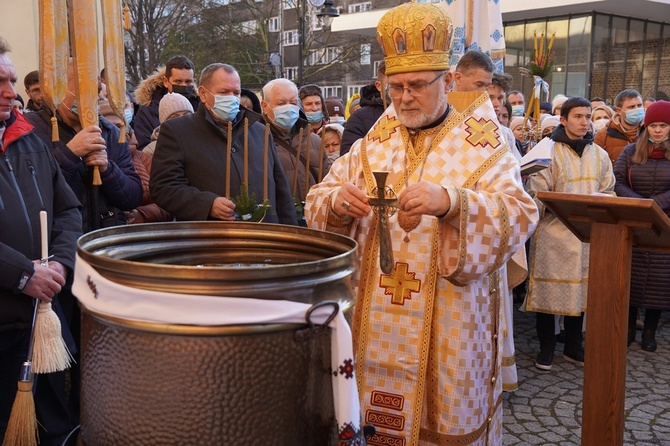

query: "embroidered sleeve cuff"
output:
438 186 460 221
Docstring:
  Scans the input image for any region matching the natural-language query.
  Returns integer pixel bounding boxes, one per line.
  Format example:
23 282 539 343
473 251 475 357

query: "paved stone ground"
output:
503 306 670 445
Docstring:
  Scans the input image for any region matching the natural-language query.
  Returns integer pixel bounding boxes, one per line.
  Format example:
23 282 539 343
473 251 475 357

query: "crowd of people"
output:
1 1 669 441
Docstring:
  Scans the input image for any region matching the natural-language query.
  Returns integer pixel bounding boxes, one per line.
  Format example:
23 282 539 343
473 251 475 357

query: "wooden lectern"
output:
537 191 670 446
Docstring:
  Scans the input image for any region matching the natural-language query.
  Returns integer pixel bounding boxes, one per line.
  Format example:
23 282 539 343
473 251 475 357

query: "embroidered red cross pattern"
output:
368 115 401 144
379 262 421 305
464 117 501 149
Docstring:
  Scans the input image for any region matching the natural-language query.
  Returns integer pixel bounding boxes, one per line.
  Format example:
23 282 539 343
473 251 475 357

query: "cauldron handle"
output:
294 301 339 341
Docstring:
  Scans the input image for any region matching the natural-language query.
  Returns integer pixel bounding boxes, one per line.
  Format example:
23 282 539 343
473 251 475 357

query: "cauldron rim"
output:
77 221 358 296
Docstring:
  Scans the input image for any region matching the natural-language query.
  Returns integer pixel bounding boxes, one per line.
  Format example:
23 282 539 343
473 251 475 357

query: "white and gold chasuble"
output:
524 141 615 316
306 92 538 445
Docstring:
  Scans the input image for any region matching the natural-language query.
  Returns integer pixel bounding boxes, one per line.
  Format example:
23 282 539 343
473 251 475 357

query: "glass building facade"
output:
504 14 670 106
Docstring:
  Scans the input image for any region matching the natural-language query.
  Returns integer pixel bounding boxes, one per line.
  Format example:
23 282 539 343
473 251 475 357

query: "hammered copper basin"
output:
75 222 358 446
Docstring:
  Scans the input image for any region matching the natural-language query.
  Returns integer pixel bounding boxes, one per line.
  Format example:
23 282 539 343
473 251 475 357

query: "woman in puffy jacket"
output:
613 100 670 352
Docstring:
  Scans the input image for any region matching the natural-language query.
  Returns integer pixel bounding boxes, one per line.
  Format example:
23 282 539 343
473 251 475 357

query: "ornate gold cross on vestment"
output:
369 171 397 274
380 262 421 305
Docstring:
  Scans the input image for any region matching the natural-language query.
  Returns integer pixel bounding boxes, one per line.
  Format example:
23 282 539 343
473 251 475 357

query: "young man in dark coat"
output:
340 61 388 156
0 38 83 446
150 63 298 225
133 55 200 150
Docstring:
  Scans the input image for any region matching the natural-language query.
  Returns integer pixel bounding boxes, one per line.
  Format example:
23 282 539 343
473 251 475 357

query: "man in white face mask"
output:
261 79 331 205
150 63 298 225
595 89 645 164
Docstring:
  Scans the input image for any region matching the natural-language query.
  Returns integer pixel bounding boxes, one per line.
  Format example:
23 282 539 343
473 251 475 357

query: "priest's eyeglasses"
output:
386 72 444 99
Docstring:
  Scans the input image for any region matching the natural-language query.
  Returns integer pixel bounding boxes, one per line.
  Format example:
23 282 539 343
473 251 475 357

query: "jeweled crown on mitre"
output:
376 1 453 75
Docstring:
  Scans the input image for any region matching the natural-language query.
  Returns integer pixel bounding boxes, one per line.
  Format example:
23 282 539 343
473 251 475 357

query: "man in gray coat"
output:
261 79 331 203
150 63 297 225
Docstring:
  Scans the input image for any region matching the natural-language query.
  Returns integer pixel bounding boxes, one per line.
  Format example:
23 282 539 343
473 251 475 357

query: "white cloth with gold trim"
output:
305 92 538 446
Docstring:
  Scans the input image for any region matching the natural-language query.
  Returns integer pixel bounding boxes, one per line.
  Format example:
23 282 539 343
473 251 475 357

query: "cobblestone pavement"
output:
503 306 670 445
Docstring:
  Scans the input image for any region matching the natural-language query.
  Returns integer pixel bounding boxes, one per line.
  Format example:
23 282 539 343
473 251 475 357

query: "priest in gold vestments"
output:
305 3 539 445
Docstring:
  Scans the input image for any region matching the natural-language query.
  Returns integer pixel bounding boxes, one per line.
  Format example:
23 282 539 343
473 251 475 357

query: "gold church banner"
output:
39 0 68 141
101 0 128 142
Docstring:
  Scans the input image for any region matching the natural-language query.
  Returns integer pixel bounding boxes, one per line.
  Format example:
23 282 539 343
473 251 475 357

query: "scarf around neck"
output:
550 124 594 157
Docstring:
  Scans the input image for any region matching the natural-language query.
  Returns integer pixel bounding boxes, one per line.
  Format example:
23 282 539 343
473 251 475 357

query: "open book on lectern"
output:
520 137 553 176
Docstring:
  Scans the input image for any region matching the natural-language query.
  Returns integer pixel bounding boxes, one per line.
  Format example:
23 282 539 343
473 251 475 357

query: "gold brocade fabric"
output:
524 141 616 316
305 92 538 445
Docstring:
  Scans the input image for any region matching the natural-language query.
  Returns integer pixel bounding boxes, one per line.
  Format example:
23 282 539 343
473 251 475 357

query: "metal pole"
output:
297 0 305 86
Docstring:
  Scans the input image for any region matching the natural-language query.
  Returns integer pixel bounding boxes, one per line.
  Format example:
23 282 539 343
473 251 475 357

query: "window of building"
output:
545 19 569 97
505 13 669 104
348 85 366 98
322 86 343 98
310 12 322 31
348 2 371 13
642 22 662 99
565 16 592 98
284 67 298 81
283 30 299 46
241 20 257 35
360 44 371 65
309 47 342 65
269 16 280 33
373 60 383 78
282 0 296 9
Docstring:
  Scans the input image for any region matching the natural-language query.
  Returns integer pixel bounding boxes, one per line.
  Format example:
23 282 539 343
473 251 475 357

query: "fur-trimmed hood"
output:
134 68 165 107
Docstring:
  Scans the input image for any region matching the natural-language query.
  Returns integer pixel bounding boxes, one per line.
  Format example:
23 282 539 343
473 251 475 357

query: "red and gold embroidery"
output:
464 117 501 149
368 115 402 144
379 262 421 305
366 410 405 431
371 391 405 411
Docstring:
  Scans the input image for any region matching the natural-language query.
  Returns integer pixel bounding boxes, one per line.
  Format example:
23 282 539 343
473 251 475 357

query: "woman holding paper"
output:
613 100 670 352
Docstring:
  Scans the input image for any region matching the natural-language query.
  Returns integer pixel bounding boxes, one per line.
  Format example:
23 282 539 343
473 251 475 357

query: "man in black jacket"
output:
133 55 200 150
0 38 83 446
151 63 297 225
26 64 142 233
340 61 388 156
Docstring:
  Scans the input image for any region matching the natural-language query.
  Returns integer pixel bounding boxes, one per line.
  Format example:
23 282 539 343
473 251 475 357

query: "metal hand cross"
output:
369 171 398 274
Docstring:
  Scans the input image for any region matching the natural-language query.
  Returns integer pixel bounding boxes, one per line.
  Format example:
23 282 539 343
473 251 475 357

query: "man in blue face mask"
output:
594 89 644 164
298 84 327 134
507 90 526 117
261 79 331 205
150 63 297 226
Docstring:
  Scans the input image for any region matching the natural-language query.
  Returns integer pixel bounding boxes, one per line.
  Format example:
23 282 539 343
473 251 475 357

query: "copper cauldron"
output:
75 222 358 446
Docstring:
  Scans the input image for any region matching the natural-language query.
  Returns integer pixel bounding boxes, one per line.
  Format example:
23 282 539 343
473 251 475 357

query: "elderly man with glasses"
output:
305 3 538 445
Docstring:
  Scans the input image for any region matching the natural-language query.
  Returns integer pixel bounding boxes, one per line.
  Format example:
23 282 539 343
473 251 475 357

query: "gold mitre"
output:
376 1 453 75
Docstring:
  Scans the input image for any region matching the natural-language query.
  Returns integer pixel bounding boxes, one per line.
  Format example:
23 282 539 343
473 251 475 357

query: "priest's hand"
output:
67 125 106 158
398 181 450 217
23 263 66 303
210 197 237 221
334 182 370 218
